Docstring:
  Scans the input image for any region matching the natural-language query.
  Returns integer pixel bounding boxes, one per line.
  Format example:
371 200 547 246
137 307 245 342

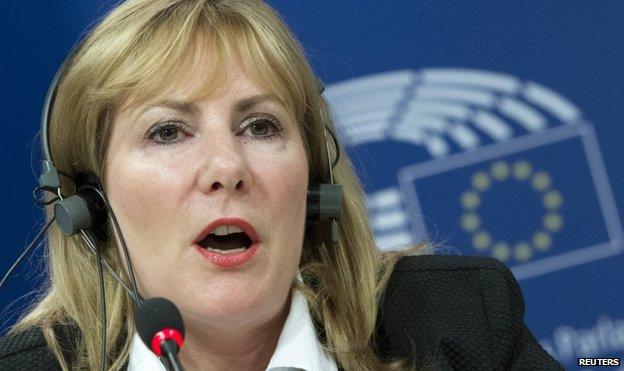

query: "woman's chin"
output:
182 306 271 335
183 291 272 326
160 268 292 331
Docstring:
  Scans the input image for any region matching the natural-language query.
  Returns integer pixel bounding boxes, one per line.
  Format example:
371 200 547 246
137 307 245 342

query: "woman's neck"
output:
176 294 292 370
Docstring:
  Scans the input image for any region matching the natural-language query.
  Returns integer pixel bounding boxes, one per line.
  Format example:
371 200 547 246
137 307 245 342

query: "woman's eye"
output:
146 122 188 145
249 122 269 136
241 116 283 140
156 126 179 141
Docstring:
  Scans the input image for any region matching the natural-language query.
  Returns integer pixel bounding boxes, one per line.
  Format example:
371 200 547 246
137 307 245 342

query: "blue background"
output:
1 2 623 369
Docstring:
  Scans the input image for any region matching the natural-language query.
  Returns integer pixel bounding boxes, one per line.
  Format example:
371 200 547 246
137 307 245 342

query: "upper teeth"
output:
210 225 244 236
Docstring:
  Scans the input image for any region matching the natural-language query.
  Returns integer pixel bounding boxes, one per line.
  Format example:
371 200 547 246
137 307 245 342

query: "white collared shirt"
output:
127 289 338 371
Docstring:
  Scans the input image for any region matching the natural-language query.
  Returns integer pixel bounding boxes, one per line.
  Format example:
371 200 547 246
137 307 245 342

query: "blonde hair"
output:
13 1 425 369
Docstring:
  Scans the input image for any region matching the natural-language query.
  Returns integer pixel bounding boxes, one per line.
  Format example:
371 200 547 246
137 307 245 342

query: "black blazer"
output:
0 255 563 370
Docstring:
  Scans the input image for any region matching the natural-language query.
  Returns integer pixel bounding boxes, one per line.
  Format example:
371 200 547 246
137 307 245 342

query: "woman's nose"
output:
196 136 251 196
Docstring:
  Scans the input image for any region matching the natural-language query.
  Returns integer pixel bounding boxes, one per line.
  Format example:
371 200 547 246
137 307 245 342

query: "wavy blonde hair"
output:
12 1 425 369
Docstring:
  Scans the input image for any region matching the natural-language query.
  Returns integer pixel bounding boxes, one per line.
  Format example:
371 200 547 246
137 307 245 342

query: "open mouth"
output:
197 231 253 254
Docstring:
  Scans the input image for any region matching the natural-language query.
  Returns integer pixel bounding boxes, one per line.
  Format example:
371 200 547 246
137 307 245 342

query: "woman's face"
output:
104 57 309 331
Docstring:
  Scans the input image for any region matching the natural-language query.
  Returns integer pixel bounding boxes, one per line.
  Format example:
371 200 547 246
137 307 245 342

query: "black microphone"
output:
135 297 186 371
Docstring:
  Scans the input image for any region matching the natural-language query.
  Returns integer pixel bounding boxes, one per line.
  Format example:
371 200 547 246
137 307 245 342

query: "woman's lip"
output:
194 242 261 268
194 217 260 243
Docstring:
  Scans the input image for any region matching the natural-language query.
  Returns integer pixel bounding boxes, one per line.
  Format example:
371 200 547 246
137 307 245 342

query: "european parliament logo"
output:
325 68 623 280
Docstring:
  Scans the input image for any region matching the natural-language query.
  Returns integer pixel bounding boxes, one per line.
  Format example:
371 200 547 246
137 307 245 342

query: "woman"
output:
0 1 562 370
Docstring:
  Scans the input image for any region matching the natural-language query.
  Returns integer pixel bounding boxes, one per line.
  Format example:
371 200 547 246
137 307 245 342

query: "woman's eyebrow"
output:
235 94 283 112
137 100 198 118
137 94 283 117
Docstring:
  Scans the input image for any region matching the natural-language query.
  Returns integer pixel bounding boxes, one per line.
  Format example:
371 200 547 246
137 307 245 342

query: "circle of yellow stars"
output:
460 160 564 263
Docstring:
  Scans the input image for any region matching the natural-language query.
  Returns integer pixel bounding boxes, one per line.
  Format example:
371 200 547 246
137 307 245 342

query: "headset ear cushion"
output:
54 195 92 236
52 185 109 240
78 186 109 242
306 186 320 221
318 184 342 221
306 183 343 222
73 171 109 241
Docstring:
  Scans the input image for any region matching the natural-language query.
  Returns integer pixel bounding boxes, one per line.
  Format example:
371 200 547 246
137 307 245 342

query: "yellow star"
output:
473 232 492 250
461 191 481 210
543 213 563 232
513 160 533 181
532 232 552 251
543 190 563 210
514 242 533 262
532 171 552 191
472 172 491 191
492 242 511 261
461 213 481 232
491 161 510 181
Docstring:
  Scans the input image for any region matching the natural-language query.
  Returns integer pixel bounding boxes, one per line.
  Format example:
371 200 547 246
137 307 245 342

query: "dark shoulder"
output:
0 326 61 370
376 254 563 370
398 255 521 296
383 255 526 320
391 253 517 277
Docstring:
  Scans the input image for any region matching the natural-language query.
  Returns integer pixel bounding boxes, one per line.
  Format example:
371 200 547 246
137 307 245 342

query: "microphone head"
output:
135 297 185 356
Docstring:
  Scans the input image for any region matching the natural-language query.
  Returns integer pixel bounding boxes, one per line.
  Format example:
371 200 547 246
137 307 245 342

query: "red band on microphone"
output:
151 328 184 357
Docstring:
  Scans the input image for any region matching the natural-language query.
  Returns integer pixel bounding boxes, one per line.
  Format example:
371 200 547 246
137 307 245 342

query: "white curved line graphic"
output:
340 109 393 128
498 98 547 131
328 90 405 112
471 110 513 140
391 128 450 156
421 68 520 93
415 86 497 107
447 124 481 148
372 210 409 230
406 102 472 120
523 82 581 122
324 70 413 100
326 68 584 157
397 115 450 132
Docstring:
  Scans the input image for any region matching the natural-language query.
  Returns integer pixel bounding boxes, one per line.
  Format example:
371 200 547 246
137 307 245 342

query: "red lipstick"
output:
193 217 261 268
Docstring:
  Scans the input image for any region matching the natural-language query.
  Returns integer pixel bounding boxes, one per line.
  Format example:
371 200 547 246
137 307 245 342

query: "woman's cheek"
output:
109 157 185 238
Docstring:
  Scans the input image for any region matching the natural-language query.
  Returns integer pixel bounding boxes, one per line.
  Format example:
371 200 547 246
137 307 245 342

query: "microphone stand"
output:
159 340 185 371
